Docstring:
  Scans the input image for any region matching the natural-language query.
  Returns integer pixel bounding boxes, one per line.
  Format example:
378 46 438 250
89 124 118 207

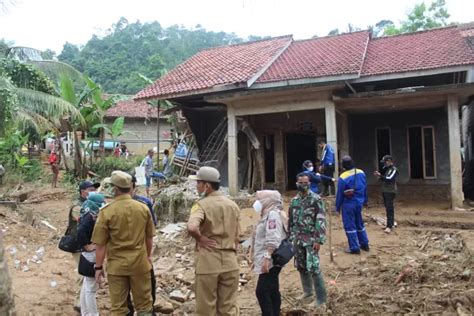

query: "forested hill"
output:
58 17 268 94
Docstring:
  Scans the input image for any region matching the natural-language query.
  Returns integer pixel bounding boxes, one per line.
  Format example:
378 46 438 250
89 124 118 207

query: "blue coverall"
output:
335 168 370 252
302 170 333 194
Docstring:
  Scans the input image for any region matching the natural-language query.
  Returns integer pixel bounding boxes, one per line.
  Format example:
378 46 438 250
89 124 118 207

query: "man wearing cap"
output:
374 155 398 234
68 180 100 312
335 156 370 254
318 140 336 196
92 171 155 315
187 166 241 316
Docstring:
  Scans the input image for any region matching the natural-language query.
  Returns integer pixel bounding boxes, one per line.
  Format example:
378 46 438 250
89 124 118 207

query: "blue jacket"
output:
336 168 368 212
133 195 157 225
321 144 335 167
302 170 333 194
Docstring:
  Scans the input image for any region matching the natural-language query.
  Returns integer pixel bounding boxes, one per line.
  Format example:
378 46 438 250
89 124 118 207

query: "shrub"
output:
90 155 145 179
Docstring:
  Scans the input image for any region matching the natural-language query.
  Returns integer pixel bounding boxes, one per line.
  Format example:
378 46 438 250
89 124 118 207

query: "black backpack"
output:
58 206 80 253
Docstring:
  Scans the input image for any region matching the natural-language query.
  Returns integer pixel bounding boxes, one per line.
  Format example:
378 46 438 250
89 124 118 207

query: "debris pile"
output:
327 231 474 314
153 178 252 222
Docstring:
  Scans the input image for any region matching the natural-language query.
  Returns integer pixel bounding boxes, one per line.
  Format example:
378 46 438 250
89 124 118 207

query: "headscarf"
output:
79 192 105 219
255 190 282 214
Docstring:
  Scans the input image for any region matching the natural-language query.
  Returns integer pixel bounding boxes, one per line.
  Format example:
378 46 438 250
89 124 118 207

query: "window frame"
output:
406 125 437 180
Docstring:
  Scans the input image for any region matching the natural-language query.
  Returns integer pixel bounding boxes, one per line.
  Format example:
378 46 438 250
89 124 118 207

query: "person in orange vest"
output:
49 150 60 188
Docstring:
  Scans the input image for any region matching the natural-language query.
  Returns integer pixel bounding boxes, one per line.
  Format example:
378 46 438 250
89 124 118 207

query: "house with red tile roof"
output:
105 99 172 154
135 23 474 207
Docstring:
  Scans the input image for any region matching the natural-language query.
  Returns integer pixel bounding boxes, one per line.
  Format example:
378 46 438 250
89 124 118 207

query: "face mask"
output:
307 166 314 172
296 183 309 192
253 200 263 214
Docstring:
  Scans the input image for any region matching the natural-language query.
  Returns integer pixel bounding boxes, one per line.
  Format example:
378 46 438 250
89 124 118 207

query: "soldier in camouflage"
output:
288 173 327 307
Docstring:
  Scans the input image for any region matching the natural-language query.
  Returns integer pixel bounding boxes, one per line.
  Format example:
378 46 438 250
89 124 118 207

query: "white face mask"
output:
253 200 263 214
307 166 314 172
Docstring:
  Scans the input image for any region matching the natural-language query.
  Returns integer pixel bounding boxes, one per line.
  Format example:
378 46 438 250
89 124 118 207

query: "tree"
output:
384 0 450 35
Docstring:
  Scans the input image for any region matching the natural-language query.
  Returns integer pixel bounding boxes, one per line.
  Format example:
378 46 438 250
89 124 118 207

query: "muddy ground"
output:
1 183 473 315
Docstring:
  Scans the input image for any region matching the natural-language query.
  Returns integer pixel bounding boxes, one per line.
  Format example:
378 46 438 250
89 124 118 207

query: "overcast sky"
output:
1 0 473 53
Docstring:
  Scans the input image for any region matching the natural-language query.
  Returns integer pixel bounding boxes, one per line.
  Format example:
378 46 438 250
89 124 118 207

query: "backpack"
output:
58 206 80 253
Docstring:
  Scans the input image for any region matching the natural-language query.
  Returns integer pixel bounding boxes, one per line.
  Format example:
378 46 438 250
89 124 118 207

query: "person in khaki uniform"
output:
92 171 155 315
187 167 241 316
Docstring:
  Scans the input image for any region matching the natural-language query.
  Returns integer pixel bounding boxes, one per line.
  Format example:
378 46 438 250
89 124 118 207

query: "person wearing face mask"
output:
187 166 241 316
302 160 336 194
92 171 155 315
335 156 370 254
288 173 327 308
250 190 287 316
374 155 398 234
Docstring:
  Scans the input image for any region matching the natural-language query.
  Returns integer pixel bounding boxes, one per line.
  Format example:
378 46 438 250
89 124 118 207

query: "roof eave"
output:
251 73 360 90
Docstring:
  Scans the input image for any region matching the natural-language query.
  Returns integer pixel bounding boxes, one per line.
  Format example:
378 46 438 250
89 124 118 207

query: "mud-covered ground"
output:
1 183 473 315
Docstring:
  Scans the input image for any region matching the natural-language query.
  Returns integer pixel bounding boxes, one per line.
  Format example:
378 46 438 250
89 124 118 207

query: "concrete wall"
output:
462 102 474 199
104 117 172 155
350 107 450 201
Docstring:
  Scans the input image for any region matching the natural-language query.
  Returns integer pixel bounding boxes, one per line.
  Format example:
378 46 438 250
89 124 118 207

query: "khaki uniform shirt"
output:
92 194 155 276
188 191 241 275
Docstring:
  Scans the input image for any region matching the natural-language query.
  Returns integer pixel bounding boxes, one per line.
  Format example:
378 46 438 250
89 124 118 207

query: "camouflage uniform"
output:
288 190 327 306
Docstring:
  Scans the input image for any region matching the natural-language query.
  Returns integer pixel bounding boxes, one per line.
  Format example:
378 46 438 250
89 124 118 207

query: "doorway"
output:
286 133 317 190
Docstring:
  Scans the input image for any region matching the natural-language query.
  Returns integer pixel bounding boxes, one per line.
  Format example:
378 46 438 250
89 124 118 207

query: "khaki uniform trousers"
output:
195 269 240 316
71 252 83 308
108 271 153 316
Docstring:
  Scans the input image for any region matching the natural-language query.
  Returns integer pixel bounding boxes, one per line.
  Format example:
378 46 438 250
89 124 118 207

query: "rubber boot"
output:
312 272 327 306
298 271 314 304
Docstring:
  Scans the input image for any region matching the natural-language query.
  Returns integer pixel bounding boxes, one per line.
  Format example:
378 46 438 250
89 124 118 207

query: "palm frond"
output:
30 60 85 88
59 75 77 105
15 87 85 127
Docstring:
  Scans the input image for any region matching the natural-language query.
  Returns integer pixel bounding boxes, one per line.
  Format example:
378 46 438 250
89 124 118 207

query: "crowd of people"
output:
61 140 398 315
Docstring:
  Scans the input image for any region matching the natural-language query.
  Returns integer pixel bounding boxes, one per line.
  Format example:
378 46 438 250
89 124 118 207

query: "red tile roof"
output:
135 25 474 100
134 36 292 100
105 99 159 118
257 31 370 83
361 25 474 76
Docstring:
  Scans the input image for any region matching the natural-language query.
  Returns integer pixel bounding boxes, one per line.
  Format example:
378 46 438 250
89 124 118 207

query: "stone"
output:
461 269 471 280
169 289 188 302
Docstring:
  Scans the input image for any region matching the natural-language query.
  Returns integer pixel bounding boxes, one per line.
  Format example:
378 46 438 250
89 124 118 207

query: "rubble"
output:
169 289 188 302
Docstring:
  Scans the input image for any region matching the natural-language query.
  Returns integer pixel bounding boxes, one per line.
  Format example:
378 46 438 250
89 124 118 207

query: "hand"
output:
312 243 321 252
95 269 105 284
374 171 381 177
84 244 96 252
197 235 217 251
332 178 337 182
261 258 270 273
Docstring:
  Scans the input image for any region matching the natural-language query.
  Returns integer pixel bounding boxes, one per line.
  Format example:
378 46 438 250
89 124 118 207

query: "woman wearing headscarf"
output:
77 192 105 316
301 160 335 194
251 190 287 316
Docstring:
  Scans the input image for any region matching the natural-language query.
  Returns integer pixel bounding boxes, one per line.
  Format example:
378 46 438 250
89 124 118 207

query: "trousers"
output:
342 202 369 252
127 269 156 316
80 276 98 316
382 192 396 228
72 252 84 308
256 267 281 316
195 269 240 316
108 272 153 316
322 165 335 196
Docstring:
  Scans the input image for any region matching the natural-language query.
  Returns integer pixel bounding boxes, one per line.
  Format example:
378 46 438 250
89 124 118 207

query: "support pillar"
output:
338 111 350 158
227 105 238 196
274 130 285 192
447 96 464 208
325 102 339 178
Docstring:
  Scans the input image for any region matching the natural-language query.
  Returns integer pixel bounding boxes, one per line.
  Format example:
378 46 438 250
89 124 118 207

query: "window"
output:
408 126 436 179
375 128 391 171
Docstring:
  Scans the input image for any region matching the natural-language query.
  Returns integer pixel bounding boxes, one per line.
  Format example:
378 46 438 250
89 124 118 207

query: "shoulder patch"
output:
190 203 200 214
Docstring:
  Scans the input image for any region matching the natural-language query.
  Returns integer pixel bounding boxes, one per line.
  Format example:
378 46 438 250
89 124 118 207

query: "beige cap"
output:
104 170 132 188
188 166 220 183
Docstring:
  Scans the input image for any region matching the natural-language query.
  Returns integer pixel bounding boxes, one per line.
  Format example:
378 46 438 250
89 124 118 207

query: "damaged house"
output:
135 24 474 208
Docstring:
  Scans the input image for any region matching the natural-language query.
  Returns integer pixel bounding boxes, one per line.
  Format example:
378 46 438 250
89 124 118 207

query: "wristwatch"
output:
94 265 103 270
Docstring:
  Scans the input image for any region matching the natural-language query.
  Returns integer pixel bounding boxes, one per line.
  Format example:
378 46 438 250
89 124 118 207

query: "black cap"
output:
341 155 354 170
380 155 393 163
79 181 100 191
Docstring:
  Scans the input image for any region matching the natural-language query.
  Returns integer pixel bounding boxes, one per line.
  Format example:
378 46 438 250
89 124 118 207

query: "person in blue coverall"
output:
301 160 335 194
318 141 336 196
335 156 370 254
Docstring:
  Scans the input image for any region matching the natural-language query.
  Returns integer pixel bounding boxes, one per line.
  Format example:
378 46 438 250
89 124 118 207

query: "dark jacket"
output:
77 213 96 248
379 165 398 193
